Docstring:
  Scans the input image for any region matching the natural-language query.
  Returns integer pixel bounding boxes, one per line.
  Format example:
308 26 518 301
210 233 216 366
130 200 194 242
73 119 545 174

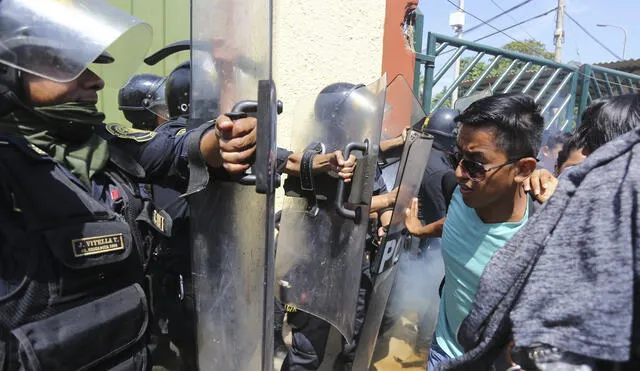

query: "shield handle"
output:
335 139 369 224
226 96 283 188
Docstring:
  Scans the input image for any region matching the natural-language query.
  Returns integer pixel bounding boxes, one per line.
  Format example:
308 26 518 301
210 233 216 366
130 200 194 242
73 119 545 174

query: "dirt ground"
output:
275 313 429 371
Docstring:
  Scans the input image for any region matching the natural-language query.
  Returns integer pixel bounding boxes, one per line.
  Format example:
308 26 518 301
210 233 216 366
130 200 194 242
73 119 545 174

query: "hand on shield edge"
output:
404 197 424 236
201 114 257 174
523 168 558 203
401 127 409 142
386 187 399 206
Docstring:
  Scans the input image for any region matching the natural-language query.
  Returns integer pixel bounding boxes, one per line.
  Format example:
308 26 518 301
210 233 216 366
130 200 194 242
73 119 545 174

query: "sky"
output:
418 0 638 65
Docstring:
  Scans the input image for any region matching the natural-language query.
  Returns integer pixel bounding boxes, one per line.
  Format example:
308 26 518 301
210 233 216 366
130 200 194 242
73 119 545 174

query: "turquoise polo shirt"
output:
435 186 528 358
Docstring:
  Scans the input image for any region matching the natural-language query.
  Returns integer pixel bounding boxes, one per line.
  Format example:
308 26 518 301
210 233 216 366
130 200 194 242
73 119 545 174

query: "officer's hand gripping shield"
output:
188 0 278 370
0 0 152 85
275 76 387 342
353 75 434 370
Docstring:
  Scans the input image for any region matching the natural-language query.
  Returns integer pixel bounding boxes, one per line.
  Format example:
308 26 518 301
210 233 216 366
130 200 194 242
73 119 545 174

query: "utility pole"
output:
451 0 465 107
553 0 565 62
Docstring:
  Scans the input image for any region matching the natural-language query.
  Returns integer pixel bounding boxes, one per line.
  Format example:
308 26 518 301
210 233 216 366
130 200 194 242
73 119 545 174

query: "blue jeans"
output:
427 339 451 370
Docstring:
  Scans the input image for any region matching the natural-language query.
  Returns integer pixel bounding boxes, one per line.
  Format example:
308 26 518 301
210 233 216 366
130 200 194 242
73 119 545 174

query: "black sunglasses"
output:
447 151 522 181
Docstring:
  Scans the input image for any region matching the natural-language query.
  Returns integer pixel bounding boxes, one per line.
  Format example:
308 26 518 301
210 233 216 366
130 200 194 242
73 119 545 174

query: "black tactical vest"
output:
0 135 170 371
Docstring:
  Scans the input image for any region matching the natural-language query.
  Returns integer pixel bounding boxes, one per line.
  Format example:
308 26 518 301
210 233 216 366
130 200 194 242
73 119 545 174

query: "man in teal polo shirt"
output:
424 93 543 369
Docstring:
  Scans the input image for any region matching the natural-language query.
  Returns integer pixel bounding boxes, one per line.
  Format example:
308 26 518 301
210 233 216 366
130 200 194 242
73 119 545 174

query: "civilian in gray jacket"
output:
439 94 640 371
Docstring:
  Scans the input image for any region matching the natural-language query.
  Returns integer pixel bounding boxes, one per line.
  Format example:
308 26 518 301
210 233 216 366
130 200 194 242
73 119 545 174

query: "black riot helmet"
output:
118 74 168 130
143 41 206 119
165 61 191 119
314 82 382 126
422 108 460 152
0 0 152 116
312 82 383 152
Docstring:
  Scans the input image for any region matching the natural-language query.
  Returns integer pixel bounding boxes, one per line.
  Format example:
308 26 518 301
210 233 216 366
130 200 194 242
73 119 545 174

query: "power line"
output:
465 0 534 33
474 7 557 43
444 0 550 59
440 0 636 89
433 8 556 57
565 11 622 61
489 0 538 41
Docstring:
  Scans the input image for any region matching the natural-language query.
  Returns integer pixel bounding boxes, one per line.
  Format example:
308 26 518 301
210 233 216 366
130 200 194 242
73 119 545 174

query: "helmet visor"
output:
144 77 170 120
0 0 152 84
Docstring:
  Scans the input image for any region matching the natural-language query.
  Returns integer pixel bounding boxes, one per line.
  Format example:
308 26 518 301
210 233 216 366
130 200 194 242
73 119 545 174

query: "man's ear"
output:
513 157 537 183
541 145 550 157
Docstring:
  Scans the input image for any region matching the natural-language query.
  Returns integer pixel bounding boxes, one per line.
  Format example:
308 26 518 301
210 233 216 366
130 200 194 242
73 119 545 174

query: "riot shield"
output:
188 1 278 370
378 75 430 190
352 76 434 370
275 76 387 342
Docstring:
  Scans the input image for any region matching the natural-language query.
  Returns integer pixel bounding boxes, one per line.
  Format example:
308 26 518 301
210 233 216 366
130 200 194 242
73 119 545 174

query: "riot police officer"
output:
118 64 196 370
416 108 458 232
118 74 169 130
0 1 258 369
165 61 192 119
279 82 388 371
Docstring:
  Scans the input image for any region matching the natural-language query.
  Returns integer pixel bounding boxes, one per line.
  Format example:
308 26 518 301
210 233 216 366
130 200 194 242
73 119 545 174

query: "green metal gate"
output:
414 28 640 131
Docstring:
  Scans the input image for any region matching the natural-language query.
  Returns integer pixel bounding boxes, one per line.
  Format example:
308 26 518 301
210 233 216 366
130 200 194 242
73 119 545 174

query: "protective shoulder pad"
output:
104 123 157 143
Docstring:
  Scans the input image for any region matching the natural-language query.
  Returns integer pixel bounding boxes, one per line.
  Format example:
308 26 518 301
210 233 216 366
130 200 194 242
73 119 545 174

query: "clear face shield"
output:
0 0 152 85
143 78 170 121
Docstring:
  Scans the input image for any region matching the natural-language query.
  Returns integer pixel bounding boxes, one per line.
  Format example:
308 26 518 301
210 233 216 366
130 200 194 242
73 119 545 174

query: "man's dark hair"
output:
454 93 544 159
575 94 640 152
545 131 571 150
555 135 579 170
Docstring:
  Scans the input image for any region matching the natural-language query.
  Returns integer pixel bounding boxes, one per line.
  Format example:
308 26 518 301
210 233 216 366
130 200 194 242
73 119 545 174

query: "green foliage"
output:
457 39 554 93
502 39 554 59
431 85 452 108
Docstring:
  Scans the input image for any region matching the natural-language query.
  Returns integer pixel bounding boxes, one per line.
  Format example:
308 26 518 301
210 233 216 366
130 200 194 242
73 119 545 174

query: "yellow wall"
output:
99 0 190 124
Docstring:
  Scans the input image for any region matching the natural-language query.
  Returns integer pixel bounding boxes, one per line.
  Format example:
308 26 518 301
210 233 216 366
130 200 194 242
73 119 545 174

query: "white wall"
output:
273 0 387 151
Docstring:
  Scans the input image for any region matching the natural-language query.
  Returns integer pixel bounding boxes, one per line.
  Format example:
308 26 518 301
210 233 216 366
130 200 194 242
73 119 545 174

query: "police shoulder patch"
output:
105 123 157 142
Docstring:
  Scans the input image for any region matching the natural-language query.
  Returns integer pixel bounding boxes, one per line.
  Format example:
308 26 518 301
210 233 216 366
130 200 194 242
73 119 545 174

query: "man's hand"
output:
523 169 558 203
200 114 257 174
379 128 409 153
404 197 423 236
313 151 357 182
401 127 409 142
404 200 445 239
370 187 398 213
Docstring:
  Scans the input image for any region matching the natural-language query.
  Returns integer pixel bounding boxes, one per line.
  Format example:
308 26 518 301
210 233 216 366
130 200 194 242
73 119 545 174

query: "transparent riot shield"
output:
0 0 152 84
275 76 387 342
378 75 431 190
352 75 434 370
353 129 433 370
538 127 571 173
188 1 277 370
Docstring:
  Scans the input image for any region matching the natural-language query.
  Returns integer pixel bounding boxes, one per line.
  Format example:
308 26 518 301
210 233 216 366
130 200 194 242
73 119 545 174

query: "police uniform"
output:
0 120 208 370
281 167 387 371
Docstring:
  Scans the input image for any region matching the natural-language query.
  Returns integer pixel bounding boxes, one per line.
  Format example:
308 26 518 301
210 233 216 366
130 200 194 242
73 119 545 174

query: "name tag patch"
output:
72 233 125 257
153 209 166 233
